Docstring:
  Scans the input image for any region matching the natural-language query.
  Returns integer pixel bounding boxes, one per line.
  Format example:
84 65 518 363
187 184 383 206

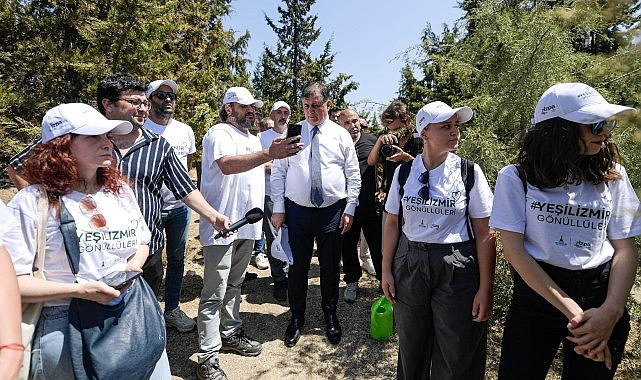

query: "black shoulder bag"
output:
59 199 166 380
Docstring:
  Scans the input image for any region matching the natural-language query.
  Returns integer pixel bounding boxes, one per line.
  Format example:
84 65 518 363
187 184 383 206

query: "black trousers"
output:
341 200 382 282
285 198 346 320
141 248 164 296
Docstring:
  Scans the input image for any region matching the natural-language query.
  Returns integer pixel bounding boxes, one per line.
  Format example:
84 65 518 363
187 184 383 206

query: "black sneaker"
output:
273 280 288 302
197 358 227 380
221 328 262 357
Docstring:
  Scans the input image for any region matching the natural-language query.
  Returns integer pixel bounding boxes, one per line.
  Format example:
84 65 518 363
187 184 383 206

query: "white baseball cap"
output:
415 101 473 134
270 100 290 113
41 103 132 143
146 79 178 97
223 87 263 108
532 82 634 125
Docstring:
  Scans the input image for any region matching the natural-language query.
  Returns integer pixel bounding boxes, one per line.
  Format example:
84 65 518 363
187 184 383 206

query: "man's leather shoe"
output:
325 313 342 345
284 318 303 347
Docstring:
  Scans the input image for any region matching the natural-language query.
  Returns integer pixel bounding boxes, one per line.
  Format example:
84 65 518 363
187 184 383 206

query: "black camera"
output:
379 144 396 158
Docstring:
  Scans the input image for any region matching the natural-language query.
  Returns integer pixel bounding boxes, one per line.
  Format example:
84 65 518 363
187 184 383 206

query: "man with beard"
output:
143 79 198 333
197 87 301 380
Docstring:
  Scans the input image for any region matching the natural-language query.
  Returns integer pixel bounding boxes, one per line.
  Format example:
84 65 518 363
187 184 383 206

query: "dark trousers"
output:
498 261 630 380
285 198 345 320
393 234 486 380
142 248 164 296
341 201 382 283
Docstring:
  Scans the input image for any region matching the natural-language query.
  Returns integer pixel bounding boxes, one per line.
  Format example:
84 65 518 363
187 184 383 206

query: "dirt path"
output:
163 212 397 380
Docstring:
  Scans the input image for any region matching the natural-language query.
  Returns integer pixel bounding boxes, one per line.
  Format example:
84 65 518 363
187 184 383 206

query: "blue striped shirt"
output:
9 129 196 255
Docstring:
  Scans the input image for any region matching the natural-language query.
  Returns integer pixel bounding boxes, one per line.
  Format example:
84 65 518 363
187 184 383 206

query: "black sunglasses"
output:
154 91 177 101
591 120 616 135
418 170 430 200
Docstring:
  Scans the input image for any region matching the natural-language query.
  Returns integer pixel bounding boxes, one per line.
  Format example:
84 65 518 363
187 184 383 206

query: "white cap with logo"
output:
146 79 178 97
41 103 132 143
532 82 634 125
223 87 263 108
415 101 473 134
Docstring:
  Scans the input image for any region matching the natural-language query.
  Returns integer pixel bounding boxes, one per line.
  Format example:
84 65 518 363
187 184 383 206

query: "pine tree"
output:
251 0 357 119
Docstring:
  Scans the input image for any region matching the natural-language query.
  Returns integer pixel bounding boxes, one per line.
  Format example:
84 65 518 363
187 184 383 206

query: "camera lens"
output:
379 144 395 158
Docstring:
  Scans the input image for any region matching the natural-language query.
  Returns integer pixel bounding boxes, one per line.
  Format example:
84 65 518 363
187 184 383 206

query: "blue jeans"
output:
31 305 171 379
253 231 265 253
161 205 191 312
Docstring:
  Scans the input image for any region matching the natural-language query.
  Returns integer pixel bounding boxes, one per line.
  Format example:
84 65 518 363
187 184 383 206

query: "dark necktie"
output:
310 126 324 207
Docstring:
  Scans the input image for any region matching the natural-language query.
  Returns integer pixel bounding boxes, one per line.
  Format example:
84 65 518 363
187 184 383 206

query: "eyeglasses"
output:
418 170 430 200
591 120 616 135
153 91 177 101
119 98 151 110
79 196 108 230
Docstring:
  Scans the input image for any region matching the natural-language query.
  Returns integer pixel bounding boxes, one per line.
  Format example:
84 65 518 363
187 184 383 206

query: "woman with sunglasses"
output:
6 103 170 379
490 83 640 379
381 101 496 380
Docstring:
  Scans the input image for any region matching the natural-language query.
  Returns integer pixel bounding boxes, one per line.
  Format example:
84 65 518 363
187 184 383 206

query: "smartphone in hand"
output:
286 123 302 141
99 270 142 290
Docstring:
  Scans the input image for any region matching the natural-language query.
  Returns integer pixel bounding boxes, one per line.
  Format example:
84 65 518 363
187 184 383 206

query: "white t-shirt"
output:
8 184 151 306
0 200 30 259
258 128 285 196
199 123 265 245
490 164 641 270
144 118 196 210
385 152 493 244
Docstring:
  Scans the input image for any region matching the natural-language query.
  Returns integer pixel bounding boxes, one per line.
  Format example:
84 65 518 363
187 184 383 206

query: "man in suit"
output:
271 82 361 347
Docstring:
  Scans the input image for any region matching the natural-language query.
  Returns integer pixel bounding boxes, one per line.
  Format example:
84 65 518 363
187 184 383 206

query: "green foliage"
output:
251 0 358 119
0 0 247 164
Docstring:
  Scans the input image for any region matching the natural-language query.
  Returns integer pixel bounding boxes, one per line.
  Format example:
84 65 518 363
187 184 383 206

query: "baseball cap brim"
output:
237 99 264 108
73 120 133 138
561 103 634 124
431 106 474 124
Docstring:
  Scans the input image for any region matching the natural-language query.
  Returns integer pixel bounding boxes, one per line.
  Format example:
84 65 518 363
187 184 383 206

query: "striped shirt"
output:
9 129 196 255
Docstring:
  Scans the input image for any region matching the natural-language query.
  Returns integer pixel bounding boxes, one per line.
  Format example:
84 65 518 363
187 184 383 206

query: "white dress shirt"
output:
271 118 361 215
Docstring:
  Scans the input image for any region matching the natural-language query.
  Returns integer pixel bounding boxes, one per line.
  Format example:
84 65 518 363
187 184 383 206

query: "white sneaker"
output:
344 282 358 303
253 253 269 270
165 307 196 332
361 256 377 276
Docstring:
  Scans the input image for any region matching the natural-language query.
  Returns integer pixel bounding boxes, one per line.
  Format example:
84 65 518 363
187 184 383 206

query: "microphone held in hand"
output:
214 207 264 239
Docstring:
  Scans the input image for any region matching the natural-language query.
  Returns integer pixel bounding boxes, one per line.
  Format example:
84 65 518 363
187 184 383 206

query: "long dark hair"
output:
517 117 621 188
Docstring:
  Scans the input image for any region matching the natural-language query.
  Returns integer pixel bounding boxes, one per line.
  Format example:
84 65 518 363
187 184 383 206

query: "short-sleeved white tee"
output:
0 200 30 259
144 118 196 210
385 153 493 244
8 184 151 306
199 123 265 245
490 164 641 270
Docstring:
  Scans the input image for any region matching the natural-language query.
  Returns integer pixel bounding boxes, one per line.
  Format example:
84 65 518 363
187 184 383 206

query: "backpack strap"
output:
396 161 413 232
461 158 475 239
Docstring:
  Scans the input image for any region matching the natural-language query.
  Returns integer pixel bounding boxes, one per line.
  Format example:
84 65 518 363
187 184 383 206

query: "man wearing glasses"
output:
142 79 198 333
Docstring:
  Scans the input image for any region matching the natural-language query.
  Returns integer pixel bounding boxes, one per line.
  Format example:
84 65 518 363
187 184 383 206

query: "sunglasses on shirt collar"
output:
153 91 177 101
418 170 430 201
591 120 616 135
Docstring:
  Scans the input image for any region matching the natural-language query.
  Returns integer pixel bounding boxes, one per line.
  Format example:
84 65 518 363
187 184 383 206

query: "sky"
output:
223 1 464 112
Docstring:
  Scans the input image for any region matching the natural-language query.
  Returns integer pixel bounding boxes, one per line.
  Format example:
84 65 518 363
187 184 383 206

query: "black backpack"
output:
397 157 476 238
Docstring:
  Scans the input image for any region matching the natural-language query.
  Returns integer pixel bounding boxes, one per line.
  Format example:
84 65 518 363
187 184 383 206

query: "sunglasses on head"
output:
591 120 616 135
154 91 177 101
418 170 430 201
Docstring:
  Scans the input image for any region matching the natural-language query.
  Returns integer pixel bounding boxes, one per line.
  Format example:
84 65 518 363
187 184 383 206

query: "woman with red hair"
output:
6 103 170 379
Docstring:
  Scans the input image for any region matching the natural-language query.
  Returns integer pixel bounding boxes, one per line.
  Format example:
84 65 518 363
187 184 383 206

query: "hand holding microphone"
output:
214 207 264 239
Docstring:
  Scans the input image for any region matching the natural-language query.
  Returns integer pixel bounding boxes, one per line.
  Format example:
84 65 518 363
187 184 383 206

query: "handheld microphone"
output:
214 207 264 239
